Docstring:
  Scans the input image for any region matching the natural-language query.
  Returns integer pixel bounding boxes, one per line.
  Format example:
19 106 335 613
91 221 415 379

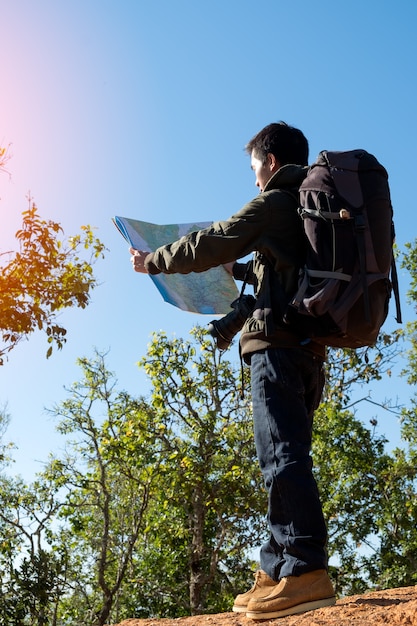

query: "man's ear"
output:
267 153 281 172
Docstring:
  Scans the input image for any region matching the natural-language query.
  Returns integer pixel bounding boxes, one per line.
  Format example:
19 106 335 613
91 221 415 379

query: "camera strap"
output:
237 261 252 399
238 260 252 298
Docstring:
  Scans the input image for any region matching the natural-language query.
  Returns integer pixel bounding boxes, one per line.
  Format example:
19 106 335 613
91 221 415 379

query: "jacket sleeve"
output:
144 253 162 275
146 194 282 275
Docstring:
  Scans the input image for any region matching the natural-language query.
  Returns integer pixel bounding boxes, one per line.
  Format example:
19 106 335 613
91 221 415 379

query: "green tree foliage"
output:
0 241 416 621
308 333 400 595
311 240 417 595
43 353 161 626
0 407 15 470
0 472 68 625
0 202 105 364
401 238 417 384
47 335 265 621
0 337 264 623
133 327 265 616
358 238 417 590
313 398 393 594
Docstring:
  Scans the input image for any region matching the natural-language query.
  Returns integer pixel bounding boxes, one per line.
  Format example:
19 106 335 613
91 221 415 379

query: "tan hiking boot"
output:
246 569 336 620
232 570 278 613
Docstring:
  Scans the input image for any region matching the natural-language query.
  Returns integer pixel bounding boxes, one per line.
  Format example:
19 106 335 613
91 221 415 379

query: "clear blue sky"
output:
0 0 416 479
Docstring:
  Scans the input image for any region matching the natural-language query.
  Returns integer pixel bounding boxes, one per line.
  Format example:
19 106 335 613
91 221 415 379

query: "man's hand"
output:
130 247 151 273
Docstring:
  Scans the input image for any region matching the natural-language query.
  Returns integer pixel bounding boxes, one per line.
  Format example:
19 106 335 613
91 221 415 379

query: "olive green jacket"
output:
145 164 325 359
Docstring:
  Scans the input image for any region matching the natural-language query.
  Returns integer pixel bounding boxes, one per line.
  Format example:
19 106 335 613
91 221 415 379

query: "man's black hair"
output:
245 121 309 166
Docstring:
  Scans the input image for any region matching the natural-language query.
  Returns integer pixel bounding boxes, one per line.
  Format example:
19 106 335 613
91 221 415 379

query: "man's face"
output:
250 150 280 192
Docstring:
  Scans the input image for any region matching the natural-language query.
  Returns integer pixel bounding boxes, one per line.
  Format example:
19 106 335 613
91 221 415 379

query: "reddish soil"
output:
112 585 417 626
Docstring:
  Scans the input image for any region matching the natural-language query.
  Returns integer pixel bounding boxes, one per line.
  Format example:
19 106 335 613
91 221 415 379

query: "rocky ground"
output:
112 585 417 626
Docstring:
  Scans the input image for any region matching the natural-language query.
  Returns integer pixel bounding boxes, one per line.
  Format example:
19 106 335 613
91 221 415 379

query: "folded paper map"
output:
113 216 239 315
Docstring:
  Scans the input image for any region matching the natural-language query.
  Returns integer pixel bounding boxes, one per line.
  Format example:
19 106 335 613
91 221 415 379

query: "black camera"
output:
208 294 256 350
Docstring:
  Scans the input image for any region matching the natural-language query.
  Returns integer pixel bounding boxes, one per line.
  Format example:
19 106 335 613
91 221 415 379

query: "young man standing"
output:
131 122 336 619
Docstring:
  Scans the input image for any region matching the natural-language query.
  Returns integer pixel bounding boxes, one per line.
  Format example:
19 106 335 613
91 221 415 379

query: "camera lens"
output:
208 295 255 350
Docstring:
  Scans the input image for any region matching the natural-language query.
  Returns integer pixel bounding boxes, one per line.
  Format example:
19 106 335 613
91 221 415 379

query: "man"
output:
130 122 336 620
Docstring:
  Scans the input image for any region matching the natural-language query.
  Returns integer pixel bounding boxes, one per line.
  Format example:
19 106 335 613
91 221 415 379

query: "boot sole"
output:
246 595 336 619
232 605 249 613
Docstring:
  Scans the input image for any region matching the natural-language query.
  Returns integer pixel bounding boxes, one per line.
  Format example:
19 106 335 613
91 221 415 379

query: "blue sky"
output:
0 0 416 479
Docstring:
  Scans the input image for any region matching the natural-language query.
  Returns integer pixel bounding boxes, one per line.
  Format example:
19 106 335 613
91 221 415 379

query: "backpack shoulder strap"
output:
390 222 402 324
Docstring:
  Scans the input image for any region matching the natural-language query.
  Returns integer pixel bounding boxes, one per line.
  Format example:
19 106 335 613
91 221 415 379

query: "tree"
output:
4 333 263 622
359 238 417 590
2 237 417 620
401 238 417 384
44 323 414 616
310 329 406 595
133 327 265 616
0 472 69 625
43 352 162 626
42 337 265 621
0 202 105 364
0 407 15 470
310 240 417 595
312 398 393 594
0 146 105 363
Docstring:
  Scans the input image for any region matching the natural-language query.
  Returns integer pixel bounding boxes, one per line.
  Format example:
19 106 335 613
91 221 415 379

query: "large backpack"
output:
283 149 402 348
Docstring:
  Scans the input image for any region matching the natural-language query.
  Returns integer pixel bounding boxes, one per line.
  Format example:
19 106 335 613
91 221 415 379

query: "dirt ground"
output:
112 585 417 626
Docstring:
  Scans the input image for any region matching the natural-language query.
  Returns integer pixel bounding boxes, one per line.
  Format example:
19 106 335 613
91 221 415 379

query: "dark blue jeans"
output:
250 347 328 581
